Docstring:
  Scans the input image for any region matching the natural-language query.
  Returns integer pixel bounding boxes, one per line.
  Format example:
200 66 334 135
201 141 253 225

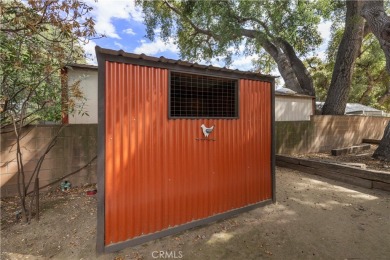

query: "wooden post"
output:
35 178 39 221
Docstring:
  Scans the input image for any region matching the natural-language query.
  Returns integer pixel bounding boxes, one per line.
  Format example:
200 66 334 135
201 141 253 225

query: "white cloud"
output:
83 40 97 65
133 38 178 56
317 50 327 60
114 41 125 49
123 28 136 35
317 20 332 60
85 0 143 39
231 55 259 71
318 20 332 41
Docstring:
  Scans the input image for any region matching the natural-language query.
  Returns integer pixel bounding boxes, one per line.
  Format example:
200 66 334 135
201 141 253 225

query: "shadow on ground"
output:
1 167 389 260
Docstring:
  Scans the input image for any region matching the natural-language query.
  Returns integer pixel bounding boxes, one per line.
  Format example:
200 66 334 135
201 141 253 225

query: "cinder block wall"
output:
1 125 97 197
1 116 389 197
276 115 389 154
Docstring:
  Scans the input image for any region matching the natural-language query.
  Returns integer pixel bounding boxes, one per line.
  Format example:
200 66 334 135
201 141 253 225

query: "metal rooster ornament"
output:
200 124 215 138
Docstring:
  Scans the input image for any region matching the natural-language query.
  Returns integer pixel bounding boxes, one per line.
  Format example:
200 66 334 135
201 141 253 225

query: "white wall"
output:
275 95 313 121
67 68 98 124
66 67 314 123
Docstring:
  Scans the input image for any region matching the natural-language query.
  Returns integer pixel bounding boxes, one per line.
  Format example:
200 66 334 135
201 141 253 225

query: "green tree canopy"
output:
0 0 97 128
0 0 98 222
138 0 327 96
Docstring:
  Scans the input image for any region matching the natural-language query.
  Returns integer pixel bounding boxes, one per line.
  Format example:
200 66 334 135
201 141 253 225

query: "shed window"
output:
170 72 238 118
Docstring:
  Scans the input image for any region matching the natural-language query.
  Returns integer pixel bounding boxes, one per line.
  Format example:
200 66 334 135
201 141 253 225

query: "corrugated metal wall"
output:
104 61 272 245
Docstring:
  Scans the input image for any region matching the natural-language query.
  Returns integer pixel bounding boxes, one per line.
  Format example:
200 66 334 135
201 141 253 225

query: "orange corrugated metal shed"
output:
96 46 275 253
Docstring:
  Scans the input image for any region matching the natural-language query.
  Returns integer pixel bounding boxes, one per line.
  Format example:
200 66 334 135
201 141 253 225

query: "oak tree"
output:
322 1 365 115
361 0 390 161
137 0 325 96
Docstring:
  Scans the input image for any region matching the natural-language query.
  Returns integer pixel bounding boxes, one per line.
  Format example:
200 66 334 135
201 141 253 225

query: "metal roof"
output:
95 46 276 81
65 63 98 70
316 102 382 113
345 103 381 113
275 87 315 98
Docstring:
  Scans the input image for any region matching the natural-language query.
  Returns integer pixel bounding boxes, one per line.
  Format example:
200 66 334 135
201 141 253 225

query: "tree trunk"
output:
373 121 390 161
275 52 304 93
361 0 390 160
361 0 390 74
378 87 390 105
279 39 316 96
261 39 310 95
322 1 364 115
322 1 365 115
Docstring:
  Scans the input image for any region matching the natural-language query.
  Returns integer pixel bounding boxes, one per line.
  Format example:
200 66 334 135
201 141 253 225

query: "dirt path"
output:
2 167 390 259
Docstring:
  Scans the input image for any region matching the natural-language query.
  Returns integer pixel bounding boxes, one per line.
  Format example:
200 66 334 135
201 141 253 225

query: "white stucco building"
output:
275 87 315 121
63 64 98 124
63 65 315 123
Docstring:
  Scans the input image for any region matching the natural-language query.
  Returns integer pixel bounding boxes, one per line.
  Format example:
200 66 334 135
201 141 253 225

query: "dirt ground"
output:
1 167 390 260
293 144 390 172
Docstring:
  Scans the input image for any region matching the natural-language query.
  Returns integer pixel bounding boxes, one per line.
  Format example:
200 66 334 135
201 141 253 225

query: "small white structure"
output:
316 102 389 117
63 66 315 123
275 88 315 121
63 64 98 124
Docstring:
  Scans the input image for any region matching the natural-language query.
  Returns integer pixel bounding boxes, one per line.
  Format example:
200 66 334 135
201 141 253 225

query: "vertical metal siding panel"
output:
113 63 119 242
143 66 151 235
260 82 266 201
262 82 271 200
123 64 130 240
238 79 272 204
257 82 264 201
193 122 202 220
133 65 141 237
145 66 152 234
117 64 125 242
139 66 146 236
180 121 187 224
260 82 267 201
220 120 227 212
184 122 191 221
154 67 160 232
132 65 139 237
112 63 119 242
161 71 169 230
249 80 256 203
267 85 272 198
180 122 186 223
104 64 272 246
155 67 163 233
166 120 173 228
242 80 250 206
104 62 113 244
251 80 258 203
128 65 136 239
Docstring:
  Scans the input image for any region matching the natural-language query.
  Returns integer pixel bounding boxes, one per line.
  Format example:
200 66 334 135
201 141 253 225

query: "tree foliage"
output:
0 0 96 127
304 1 389 114
361 0 390 161
0 0 97 222
361 0 390 74
351 36 390 111
138 0 325 95
307 33 390 112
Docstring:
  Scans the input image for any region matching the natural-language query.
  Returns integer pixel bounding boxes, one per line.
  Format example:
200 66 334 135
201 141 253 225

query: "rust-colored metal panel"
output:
104 61 272 246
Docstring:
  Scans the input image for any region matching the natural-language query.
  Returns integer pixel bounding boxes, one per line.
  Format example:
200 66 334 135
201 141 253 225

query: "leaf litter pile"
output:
293 144 390 172
1 184 98 259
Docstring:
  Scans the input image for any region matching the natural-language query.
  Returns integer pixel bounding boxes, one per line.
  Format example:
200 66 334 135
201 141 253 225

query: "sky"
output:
83 0 332 77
